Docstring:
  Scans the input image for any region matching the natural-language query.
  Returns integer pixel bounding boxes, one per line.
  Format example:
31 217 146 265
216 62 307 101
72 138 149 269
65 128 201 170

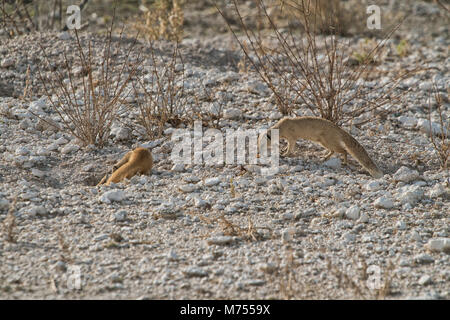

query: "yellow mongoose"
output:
97 147 153 186
258 117 383 178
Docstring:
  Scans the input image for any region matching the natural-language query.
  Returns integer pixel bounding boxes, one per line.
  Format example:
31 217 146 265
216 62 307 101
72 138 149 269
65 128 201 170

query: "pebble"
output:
100 190 126 203
345 205 360 220
206 236 234 246
183 267 208 278
414 254 434 265
204 177 220 187
323 158 341 169
393 166 419 183
418 275 432 285
113 210 127 222
426 238 450 253
374 195 395 209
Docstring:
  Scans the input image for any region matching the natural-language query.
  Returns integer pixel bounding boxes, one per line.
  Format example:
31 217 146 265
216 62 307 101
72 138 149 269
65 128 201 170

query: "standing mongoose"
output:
97 147 153 186
258 117 383 178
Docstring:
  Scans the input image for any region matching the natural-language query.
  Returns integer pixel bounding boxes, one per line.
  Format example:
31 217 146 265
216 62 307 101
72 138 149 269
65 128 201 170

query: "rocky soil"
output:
0 0 449 299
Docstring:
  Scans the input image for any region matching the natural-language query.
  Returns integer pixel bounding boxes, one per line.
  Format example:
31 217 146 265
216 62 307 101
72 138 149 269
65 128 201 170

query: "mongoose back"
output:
97 147 153 186
258 117 383 178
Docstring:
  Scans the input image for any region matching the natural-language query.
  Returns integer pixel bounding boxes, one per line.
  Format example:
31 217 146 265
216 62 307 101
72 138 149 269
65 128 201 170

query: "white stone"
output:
417 119 445 136
397 116 418 129
374 196 395 209
223 108 242 119
0 197 9 210
178 184 198 193
31 168 45 178
61 144 80 154
28 205 48 216
193 196 207 207
427 184 446 198
426 238 450 253
113 210 127 222
345 205 360 220
55 137 69 145
58 31 71 40
397 185 424 205
323 157 341 169
1 58 14 68
358 212 369 223
364 181 382 191
396 220 407 230
183 267 208 277
204 177 220 187
15 146 30 156
418 275 432 285
171 163 185 172
100 190 126 203
206 236 234 245
393 166 419 183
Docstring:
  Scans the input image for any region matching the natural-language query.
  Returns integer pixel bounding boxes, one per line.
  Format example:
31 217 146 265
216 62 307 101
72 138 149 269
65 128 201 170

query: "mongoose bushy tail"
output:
338 132 383 179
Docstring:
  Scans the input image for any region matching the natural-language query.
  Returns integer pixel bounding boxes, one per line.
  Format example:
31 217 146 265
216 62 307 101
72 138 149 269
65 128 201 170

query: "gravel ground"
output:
0 1 449 299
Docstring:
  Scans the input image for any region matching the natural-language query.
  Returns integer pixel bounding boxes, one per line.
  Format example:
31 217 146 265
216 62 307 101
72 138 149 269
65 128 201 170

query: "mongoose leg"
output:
113 151 132 170
322 150 334 161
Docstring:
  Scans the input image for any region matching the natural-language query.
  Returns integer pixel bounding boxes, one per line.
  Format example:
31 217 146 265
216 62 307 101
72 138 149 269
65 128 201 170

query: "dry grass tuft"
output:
3 197 18 243
427 83 449 171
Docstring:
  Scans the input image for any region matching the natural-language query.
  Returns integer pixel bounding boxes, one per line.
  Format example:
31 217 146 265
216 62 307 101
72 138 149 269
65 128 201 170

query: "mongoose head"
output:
257 129 273 157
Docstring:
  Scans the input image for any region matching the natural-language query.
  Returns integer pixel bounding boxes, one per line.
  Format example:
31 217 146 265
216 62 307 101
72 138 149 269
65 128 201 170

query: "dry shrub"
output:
217 0 419 125
130 40 191 139
36 9 143 147
133 0 184 41
0 0 70 37
428 83 449 170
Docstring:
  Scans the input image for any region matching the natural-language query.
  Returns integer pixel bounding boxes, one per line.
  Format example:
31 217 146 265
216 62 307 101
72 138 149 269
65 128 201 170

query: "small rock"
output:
393 166 419 183
358 212 369 223
397 185 424 205
414 254 434 265
345 205 360 220
183 267 208 278
15 146 30 156
58 31 71 40
365 181 382 191
427 184 446 198
323 157 341 169
167 249 179 261
396 220 407 230
204 177 220 187
1 58 14 68
171 163 185 172
113 210 127 222
28 205 48 216
223 108 242 119
178 184 198 193
61 144 80 154
100 190 126 203
418 275 432 285
426 238 450 253
206 236 234 246
374 196 395 209
31 168 46 178
0 197 9 210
